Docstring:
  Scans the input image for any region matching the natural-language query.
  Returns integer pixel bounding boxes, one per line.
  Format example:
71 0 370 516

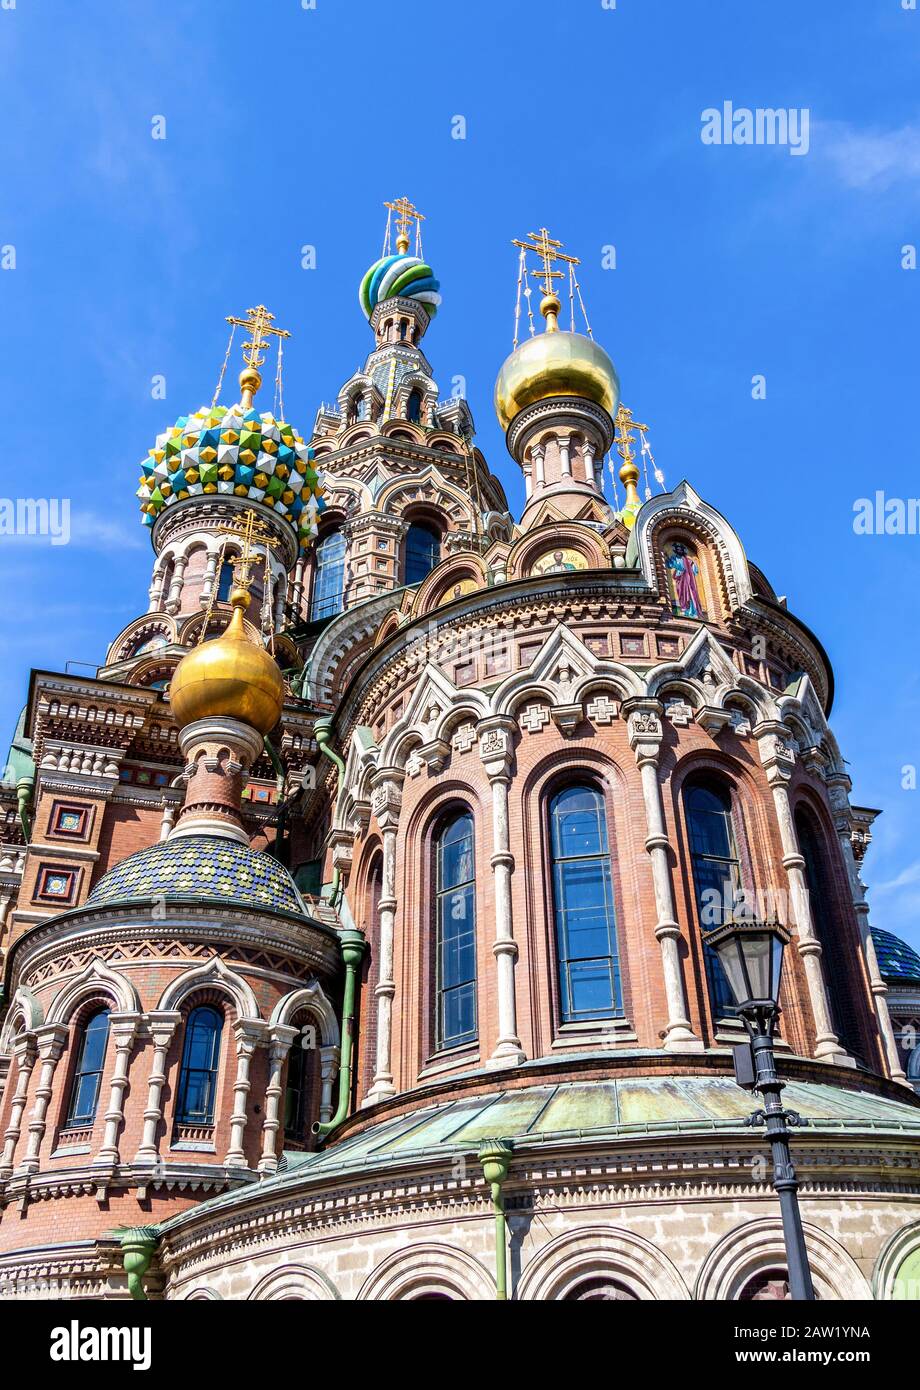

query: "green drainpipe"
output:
117 1226 160 1301
263 734 286 795
478 1139 514 1301
313 716 345 909
15 776 33 844
313 927 366 1138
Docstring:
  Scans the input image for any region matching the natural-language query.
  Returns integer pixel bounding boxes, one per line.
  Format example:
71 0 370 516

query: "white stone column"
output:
366 767 404 1103
224 1020 264 1168
755 723 848 1063
583 441 596 489
148 563 168 614
95 1014 140 1165
291 556 306 621
557 433 572 477
199 550 219 605
318 1045 340 1123
624 700 702 1050
478 717 526 1065
17 1025 68 1174
532 444 546 490
165 554 188 615
826 777 908 1084
0 1035 37 1177
523 462 533 500
259 1025 299 1174
133 1012 181 1163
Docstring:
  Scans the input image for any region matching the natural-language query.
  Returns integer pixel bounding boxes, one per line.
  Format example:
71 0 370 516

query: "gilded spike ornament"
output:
225 304 291 408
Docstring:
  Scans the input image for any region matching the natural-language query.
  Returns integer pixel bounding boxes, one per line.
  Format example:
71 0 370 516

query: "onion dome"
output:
137 402 325 552
494 327 620 431
871 928 920 986
86 834 306 916
169 586 284 735
359 253 441 320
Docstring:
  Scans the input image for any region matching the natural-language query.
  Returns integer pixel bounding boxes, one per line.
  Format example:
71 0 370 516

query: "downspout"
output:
478 1138 514 1301
16 776 33 844
263 734 286 796
312 716 366 1139
117 1226 160 1301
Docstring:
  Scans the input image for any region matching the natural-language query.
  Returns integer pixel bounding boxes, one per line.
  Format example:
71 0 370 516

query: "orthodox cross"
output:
220 508 274 593
512 227 580 297
225 304 290 373
384 196 425 254
613 404 648 470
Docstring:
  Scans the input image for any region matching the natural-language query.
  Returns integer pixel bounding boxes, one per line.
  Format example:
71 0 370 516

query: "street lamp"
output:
707 917 816 1302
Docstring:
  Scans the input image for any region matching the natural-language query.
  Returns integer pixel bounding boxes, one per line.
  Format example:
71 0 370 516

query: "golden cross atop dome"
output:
512 227 580 331
225 304 291 373
220 508 274 594
384 196 425 254
614 404 648 469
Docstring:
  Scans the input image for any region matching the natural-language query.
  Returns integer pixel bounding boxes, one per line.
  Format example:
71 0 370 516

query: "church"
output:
1 200 918 1302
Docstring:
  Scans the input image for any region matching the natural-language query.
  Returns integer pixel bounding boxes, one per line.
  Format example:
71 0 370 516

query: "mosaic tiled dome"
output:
359 253 441 320
872 928 920 985
137 404 325 551
87 835 306 917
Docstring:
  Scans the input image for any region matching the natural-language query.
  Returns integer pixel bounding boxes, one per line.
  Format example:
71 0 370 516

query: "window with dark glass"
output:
176 1006 223 1125
684 781 742 1017
435 811 477 1048
795 811 863 1059
407 389 423 423
310 530 346 621
217 558 235 602
405 523 440 586
284 1029 310 1141
549 785 623 1023
64 1008 110 1127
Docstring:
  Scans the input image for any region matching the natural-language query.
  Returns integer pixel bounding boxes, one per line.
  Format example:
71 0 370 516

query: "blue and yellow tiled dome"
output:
872 928 920 985
358 253 441 321
87 834 306 917
137 404 325 552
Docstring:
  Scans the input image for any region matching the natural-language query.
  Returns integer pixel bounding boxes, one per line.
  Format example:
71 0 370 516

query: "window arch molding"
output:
521 750 633 1041
46 957 140 1025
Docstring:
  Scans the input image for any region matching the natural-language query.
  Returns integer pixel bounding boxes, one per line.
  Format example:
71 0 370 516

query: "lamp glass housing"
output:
706 919 790 1011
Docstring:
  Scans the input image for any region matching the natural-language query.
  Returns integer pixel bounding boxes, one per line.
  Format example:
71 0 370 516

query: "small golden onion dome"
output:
494 329 620 432
169 587 284 735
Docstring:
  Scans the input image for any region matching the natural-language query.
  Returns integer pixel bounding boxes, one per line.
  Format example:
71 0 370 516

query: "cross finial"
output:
384 196 425 254
219 508 274 594
225 305 291 408
614 405 649 530
512 226 580 331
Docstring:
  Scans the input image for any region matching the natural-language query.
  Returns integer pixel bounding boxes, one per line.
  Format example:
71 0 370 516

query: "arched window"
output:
407 389 423 424
405 523 440 586
435 811 477 1049
684 781 742 1018
549 785 623 1023
310 530 347 622
217 558 235 602
64 1008 110 1127
284 1029 312 1142
795 810 863 1060
176 1006 223 1126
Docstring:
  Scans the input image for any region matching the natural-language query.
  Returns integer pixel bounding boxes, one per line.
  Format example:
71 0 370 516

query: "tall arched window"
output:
795 810 863 1060
64 1007 110 1127
549 784 623 1023
284 1026 312 1143
176 1006 223 1126
310 530 346 622
684 780 742 1018
405 523 440 586
435 811 477 1049
407 389 423 424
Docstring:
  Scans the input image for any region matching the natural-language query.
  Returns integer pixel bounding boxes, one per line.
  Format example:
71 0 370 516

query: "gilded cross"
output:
219 508 273 592
614 405 649 468
512 226 580 297
225 304 291 373
384 196 425 252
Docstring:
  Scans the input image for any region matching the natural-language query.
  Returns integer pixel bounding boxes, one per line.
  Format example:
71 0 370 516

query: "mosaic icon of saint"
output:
666 540 704 618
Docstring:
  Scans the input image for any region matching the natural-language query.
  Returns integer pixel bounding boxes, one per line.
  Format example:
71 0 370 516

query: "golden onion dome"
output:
169 588 284 735
494 326 620 432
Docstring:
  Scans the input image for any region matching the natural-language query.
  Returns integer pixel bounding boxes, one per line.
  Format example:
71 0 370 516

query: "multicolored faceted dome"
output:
359 254 441 320
137 404 325 551
872 928 920 985
86 834 307 917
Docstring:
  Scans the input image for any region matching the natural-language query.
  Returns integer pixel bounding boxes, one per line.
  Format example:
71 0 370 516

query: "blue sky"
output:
1 0 918 947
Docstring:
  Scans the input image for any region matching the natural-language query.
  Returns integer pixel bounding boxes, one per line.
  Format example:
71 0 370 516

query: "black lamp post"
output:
707 918 816 1302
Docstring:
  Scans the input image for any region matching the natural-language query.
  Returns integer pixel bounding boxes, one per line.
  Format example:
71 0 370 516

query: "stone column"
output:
17 1025 68 1174
478 717 526 1065
0 1035 37 1177
523 462 533 500
583 441 596 489
224 1020 264 1169
95 1013 140 1165
291 556 306 622
133 1012 181 1164
532 444 546 490
366 767 404 1103
826 776 908 1083
199 550 219 605
318 1045 340 1123
164 554 188 615
557 433 572 477
148 564 167 614
273 575 286 632
624 699 702 1050
259 1024 299 1174
754 723 847 1063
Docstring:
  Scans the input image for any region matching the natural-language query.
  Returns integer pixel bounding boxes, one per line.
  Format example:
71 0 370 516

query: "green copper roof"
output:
872 928 920 986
